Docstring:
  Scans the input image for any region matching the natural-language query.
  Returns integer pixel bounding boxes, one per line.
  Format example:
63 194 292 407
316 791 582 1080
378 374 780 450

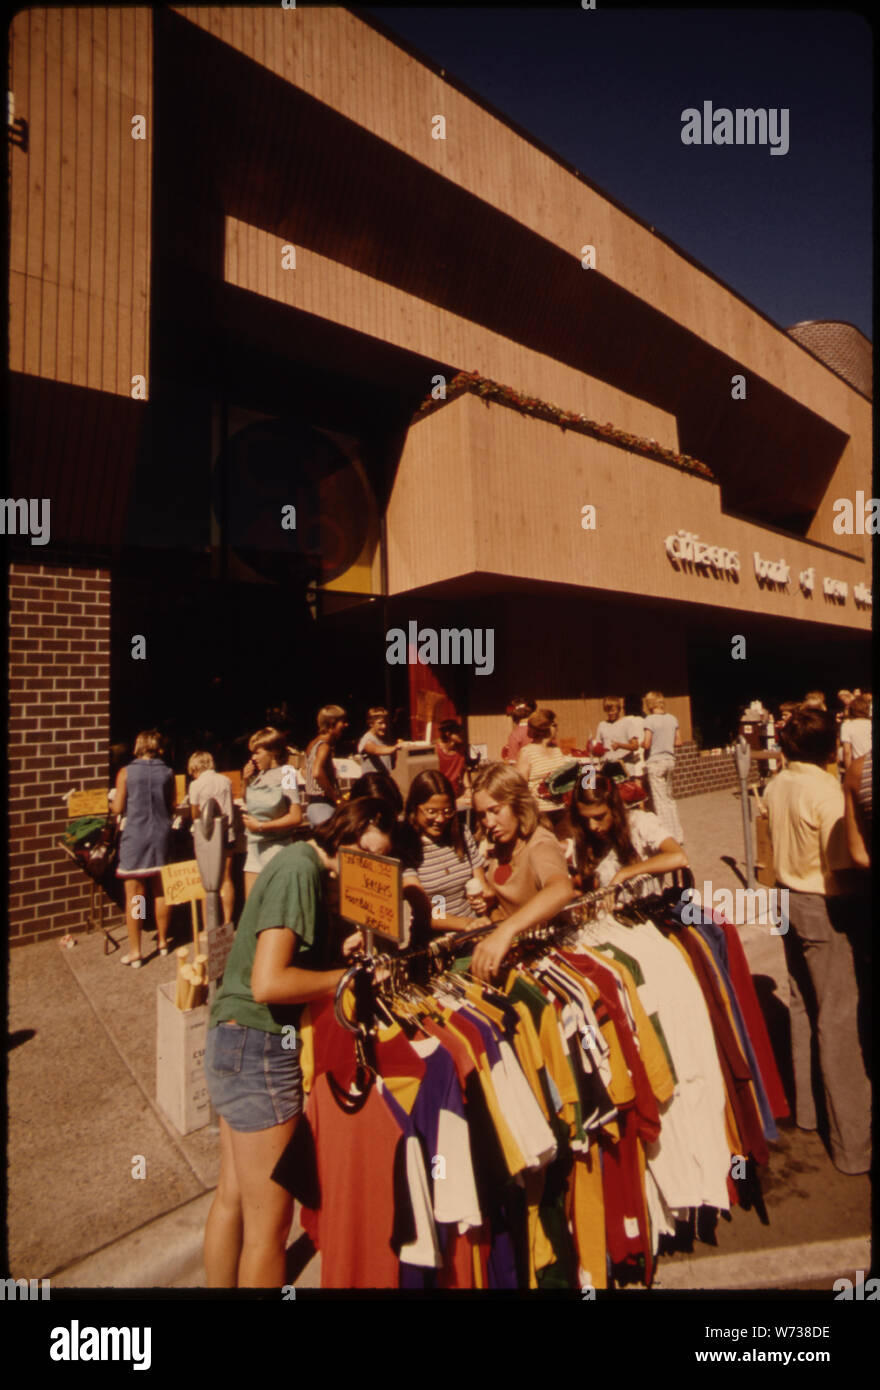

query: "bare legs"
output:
204 1114 297 1287
154 891 170 951
123 878 144 958
220 853 235 923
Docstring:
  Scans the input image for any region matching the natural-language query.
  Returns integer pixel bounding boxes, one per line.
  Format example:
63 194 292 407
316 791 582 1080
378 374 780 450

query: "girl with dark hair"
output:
348 769 404 816
404 770 492 931
570 771 688 895
434 720 468 795
203 797 394 1289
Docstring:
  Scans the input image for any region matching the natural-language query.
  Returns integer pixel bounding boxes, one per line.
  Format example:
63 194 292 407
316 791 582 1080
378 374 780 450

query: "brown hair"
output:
470 761 539 838
405 770 468 860
311 797 396 856
366 706 389 724
248 727 288 760
349 770 404 815
507 696 536 721
133 729 164 758
849 695 870 720
778 707 836 765
527 709 556 741
317 704 348 733
570 772 638 885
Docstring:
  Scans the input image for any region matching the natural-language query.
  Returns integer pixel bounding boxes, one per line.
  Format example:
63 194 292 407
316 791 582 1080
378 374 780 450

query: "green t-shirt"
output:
209 842 328 1035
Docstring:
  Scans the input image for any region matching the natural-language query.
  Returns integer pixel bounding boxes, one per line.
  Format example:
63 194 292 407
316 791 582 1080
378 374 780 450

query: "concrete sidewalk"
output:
7 788 869 1290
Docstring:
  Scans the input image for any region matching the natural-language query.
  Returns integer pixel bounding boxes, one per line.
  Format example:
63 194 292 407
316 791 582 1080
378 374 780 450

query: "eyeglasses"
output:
420 807 454 820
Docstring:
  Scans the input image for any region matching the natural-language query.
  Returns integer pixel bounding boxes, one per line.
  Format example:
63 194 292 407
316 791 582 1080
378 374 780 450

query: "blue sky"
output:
367 6 873 338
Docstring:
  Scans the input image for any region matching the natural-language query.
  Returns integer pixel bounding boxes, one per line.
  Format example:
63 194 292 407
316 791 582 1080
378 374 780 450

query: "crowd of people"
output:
106 682 871 1286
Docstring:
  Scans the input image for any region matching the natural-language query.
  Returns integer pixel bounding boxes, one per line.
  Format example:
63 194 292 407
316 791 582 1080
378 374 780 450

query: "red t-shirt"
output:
273 1072 414 1289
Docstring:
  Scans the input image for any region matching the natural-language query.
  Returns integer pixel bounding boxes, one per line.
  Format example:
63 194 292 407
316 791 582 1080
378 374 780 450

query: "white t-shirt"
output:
597 717 643 776
596 718 628 761
189 769 235 844
595 809 669 892
841 718 872 760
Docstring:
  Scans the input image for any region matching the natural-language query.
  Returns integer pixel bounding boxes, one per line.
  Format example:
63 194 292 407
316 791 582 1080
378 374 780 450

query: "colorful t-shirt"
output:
272 1072 422 1289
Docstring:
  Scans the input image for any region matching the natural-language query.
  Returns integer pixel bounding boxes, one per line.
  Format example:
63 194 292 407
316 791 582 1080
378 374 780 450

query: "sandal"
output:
121 952 143 969
158 946 169 957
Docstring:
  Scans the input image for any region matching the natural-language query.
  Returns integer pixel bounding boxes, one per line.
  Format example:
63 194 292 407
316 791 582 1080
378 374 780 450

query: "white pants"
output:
646 752 684 842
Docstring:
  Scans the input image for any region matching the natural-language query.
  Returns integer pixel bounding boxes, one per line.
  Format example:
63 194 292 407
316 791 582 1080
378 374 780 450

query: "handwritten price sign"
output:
160 860 206 906
68 788 109 817
338 847 404 943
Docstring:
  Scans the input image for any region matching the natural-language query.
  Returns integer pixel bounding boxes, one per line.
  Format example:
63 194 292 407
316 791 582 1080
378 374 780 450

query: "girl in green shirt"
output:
203 797 395 1288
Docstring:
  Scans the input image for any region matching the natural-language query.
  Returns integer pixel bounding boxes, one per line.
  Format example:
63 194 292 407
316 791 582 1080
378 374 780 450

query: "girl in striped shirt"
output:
404 771 492 932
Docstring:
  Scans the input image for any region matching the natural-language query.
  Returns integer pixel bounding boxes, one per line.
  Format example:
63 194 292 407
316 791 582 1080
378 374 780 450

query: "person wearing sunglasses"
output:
404 770 492 933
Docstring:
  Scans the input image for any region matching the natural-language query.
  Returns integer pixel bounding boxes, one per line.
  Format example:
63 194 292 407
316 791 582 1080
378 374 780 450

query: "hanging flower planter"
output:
413 370 717 482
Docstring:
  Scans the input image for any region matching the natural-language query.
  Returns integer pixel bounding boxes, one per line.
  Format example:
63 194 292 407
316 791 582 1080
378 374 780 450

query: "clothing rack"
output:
334 872 664 1036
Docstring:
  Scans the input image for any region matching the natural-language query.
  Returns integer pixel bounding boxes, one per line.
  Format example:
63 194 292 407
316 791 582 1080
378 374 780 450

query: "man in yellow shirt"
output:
764 707 871 1175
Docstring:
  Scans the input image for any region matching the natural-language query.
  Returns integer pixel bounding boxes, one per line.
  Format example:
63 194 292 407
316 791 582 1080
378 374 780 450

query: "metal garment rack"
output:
56 840 119 954
334 872 662 1035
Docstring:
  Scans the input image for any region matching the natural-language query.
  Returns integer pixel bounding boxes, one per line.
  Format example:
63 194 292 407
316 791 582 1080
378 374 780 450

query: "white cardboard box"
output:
156 981 210 1135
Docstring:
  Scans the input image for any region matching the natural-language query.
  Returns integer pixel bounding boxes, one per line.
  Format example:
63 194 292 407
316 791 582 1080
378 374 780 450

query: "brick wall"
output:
787 321 872 400
671 740 761 799
8 564 124 947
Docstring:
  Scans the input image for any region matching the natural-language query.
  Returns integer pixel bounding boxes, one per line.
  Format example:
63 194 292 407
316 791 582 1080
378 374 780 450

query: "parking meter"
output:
735 735 756 889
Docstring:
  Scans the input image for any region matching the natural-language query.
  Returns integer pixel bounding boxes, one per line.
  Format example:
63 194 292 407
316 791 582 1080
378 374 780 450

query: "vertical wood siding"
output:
9 7 152 398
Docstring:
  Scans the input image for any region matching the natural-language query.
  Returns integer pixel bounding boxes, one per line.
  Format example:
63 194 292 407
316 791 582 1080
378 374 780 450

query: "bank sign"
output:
663 532 870 609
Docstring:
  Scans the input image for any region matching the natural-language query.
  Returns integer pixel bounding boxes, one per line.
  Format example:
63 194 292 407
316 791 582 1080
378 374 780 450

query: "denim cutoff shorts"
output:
204 1021 303 1132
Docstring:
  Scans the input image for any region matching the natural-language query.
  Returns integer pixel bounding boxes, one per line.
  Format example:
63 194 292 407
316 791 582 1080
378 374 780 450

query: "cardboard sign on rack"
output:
68 788 109 817
338 846 404 944
161 860 207 906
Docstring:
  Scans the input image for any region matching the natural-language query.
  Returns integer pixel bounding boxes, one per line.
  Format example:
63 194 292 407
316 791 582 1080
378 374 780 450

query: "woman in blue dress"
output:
114 730 174 967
